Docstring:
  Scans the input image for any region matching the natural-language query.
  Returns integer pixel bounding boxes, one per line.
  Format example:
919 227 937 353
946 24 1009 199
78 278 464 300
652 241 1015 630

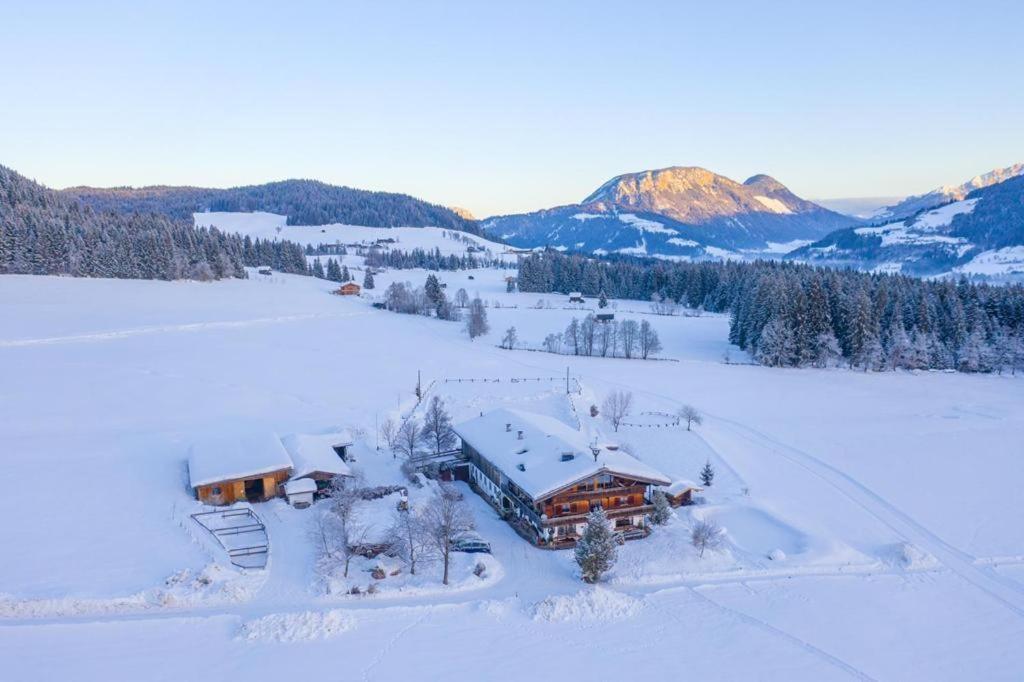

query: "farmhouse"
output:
336 282 361 296
454 408 670 547
568 292 584 303
188 434 293 505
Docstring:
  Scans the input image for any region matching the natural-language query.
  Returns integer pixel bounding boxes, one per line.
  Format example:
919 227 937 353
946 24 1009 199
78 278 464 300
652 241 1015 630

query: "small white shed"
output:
568 291 584 303
284 478 318 509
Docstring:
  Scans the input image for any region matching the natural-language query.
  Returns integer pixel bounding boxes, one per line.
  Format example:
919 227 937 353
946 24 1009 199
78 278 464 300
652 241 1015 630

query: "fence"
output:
620 411 683 429
191 508 269 570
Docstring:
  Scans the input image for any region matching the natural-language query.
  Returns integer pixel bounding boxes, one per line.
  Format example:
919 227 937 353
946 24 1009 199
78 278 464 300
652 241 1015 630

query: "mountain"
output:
876 162 1024 221
813 196 905 219
0 165 307 280
62 179 479 233
481 166 858 258
788 174 1024 278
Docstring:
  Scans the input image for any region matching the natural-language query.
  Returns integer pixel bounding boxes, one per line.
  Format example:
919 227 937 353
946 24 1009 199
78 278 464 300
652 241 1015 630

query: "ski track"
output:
707 414 1024 619
0 312 365 348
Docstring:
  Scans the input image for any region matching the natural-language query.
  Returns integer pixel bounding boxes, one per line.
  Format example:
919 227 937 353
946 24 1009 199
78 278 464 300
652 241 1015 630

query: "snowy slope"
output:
2 270 1024 680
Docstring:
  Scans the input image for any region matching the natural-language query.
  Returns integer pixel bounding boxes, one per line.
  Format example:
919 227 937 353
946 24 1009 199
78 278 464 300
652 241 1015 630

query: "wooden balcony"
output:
543 503 654 526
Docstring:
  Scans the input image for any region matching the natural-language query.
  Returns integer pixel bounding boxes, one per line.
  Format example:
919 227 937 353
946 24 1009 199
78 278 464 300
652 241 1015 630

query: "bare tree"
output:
421 396 456 454
318 481 367 578
564 318 582 355
464 298 489 340
421 484 475 585
618 319 639 359
379 417 399 455
678 405 702 431
650 292 679 316
602 390 633 432
501 326 518 350
639 320 662 359
454 287 469 309
543 332 563 354
395 418 422 459
691 519 724 558
387 507 430 576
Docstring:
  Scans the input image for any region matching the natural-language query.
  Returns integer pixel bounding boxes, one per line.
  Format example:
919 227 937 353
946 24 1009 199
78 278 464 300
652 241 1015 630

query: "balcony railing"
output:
543 504 654 525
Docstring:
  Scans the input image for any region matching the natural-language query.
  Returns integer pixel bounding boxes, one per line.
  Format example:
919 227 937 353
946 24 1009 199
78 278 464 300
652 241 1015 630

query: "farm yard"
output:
1 221 1023 680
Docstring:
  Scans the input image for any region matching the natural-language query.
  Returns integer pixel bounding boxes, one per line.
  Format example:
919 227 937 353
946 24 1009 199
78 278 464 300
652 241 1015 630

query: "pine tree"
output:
651 490 672 525
363 269 375 289
326 258 343 282
341 264 351 282
598 290 608 309
311 258 326 278
700 460 714 487
574 509 617 583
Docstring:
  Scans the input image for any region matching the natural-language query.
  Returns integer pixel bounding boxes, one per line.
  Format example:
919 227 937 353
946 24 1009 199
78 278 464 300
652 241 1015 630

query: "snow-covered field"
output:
2 227 1024 679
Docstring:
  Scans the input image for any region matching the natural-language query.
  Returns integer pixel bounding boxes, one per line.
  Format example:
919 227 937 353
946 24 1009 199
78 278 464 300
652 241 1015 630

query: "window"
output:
561 503 571 514
211 486 222 495
615 518 632 528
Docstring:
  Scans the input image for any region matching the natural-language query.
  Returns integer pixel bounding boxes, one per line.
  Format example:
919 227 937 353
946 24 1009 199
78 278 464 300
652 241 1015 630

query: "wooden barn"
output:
454 408 670 548
188 434 294 505
661 480 702 507
336 282 361 296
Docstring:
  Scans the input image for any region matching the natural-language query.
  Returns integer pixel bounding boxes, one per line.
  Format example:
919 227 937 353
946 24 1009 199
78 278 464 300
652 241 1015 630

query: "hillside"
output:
0 165 304 280
789 175 1024 278
63 179 480 233
877 162 1024 221
482 167 858 257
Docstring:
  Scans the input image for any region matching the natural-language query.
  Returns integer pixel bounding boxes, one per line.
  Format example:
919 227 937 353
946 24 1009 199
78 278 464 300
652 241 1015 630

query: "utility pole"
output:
566 366 570 394
416 370 422 400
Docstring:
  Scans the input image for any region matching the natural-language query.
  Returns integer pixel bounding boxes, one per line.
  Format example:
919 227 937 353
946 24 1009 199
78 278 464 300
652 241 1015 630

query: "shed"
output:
188 434 293 505
336 282 361 296
568 292 584 303
596 313 615 322
661 480 702 507
257 266 272 276
284 478 318 509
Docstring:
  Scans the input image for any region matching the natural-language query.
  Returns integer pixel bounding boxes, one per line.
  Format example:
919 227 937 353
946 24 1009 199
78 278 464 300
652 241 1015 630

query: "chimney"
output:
505 423 511 432
517 430 524 440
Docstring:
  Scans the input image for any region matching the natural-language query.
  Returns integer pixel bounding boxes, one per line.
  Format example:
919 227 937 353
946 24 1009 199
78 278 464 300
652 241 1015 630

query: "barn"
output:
281 432 355 492
661 480 702 507
188 434 294 505
336 282 361 296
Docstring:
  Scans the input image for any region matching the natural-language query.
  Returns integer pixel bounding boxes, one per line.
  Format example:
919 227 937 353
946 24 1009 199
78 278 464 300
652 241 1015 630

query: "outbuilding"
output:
284 478 318 509
188 434 293 505
661 480 702 507
568 292 584 303
336 282 361 296
281 432 355 493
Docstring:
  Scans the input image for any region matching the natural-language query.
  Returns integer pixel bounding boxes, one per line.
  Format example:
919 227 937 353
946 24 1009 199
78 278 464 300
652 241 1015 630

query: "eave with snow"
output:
453 408 670 548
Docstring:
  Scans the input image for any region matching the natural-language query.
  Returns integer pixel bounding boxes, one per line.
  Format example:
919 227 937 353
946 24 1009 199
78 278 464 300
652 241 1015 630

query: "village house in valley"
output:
453 408 670 547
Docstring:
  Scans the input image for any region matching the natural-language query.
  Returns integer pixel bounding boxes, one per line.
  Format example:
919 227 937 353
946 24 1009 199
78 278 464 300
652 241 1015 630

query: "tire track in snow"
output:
0 312 366 348
707 414 1024 619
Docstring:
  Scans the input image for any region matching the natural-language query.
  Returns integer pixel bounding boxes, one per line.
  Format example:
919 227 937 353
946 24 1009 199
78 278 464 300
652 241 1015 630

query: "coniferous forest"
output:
0 166 307 280
518 251 1024 373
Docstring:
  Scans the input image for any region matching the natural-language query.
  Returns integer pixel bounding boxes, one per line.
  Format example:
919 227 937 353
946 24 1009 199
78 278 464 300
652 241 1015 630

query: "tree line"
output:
517 251 1024 373
1 165 308 281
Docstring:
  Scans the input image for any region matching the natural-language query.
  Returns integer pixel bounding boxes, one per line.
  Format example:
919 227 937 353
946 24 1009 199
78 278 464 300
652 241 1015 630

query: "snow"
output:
754 195 793 214
571 212 604 221
955 246 1024 276
281 432 353 479
763 239 813 253
667 237 699 247
283 478 317 495
188 433 293 488
453 408 670 500
854 198 978 248
2 216 1024 679
617 213 678 234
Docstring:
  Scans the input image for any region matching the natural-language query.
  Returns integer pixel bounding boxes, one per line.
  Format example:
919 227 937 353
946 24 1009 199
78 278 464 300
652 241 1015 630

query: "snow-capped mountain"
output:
481 167 858 258
788 174 1024 278
876 162 1024 221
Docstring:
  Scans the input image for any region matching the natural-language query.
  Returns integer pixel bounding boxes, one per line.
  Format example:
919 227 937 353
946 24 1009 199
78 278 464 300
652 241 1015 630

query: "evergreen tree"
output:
311 258 326 278
700 460 715 487
651 491 672 525
598 290 608 308
574 510 617 583
363 269 375 289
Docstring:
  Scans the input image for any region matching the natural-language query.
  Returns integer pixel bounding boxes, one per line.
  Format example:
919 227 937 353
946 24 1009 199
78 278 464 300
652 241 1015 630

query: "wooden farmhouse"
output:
454 409 670 548
336 282 361 296
188 434 293 505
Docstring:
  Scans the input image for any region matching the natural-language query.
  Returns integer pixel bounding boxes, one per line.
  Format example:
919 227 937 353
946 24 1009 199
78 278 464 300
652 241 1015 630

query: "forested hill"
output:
0 165 307 281
518 251 1024 374
62 179 480 233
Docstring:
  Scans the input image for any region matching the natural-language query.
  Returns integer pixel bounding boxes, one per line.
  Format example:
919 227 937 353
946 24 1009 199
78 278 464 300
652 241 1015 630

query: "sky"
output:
1 0 1022 217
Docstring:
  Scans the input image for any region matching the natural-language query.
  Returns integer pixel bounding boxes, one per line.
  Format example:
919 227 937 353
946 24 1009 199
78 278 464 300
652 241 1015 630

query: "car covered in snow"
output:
452 532 491 554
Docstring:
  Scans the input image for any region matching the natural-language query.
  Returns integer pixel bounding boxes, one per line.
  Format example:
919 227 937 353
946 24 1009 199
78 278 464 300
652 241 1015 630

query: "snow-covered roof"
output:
281 433 354 479
188 433 293 488
663 479 701 495
284 478 317 495
453 408 670 501
569 292 583 297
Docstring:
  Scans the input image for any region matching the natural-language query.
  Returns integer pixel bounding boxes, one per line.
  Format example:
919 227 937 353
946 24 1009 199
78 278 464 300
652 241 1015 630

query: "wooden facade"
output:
336 282 361 296
195 468 290 506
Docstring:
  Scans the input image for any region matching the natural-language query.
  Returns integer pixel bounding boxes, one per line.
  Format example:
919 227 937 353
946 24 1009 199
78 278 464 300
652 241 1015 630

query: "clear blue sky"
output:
2 1 1021 217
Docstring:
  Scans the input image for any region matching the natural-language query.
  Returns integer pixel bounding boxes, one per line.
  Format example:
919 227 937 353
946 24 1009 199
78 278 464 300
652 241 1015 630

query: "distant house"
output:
453 409 670 547
336 282 361 296
257 266 273 276
596 313 614 322
188 434 293 505
661 480 701 507
568 292 584 303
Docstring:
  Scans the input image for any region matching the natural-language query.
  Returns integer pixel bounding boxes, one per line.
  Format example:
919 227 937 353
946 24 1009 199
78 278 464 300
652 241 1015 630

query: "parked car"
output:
452 532 491 553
